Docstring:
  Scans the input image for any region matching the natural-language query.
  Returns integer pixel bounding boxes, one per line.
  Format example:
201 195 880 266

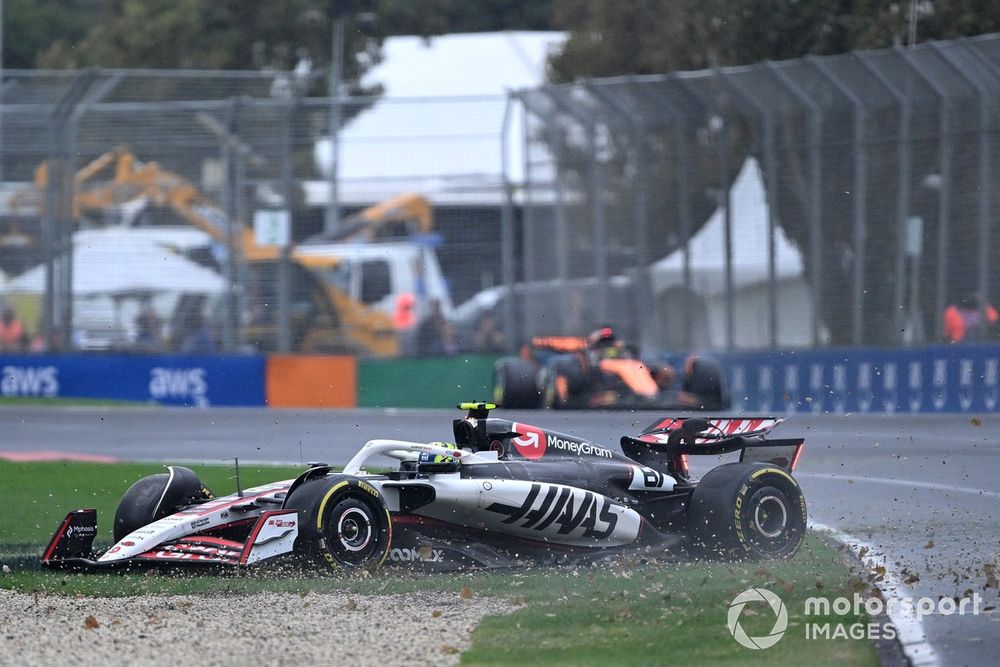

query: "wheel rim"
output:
753 494 787 539
337 507 373 552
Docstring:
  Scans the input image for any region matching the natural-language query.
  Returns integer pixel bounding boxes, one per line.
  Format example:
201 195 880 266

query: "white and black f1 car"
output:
42 404 806 571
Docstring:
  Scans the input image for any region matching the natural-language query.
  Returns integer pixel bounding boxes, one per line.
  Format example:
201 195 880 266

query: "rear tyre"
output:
687 462 806 560
284 476 392 569
683 356 730 409
113 466 213 542
493 358 540 408
542 356 585 409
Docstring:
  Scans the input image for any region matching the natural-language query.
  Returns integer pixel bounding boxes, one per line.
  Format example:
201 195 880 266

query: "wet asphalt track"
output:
3 406 998 666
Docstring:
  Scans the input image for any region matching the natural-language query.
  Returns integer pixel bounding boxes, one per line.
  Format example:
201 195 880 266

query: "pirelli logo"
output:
357 481 379 497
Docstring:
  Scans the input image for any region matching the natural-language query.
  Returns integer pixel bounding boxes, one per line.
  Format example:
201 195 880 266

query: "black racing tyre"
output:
683 356 730 410
493 358 540 409
542 356 586 409
113 466 213 542
687 462 807 560
284 476 392 570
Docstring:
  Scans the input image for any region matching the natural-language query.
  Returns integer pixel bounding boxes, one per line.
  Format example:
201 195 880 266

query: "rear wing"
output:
530 336 588 352
621 416 803 472
639 417 784 443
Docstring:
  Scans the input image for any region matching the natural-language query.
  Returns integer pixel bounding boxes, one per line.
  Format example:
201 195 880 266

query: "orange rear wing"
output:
530 336 588 352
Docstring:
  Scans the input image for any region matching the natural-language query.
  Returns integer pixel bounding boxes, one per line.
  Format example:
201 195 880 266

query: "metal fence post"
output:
720 72 779 349
220 97 238 352
278 99 295 353
584 82 660 349
636 81 694 349
542 88 609 323
767 64 825 347
537 102 572 332
931 42 993 308
810 58 868 346
500 94 519 350
62 71 119 348
899 47 951 339
520 91 538 333
857 54 914 344
706 73 735 351
45 70 96 350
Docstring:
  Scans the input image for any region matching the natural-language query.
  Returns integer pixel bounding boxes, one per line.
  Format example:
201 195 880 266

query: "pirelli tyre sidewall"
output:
285 476 392 570
542 355 585 409
688 462 807 560
113 467 213 542
493 357 540 409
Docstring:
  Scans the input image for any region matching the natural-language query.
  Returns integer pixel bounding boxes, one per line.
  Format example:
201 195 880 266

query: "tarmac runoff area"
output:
0 588 511 667
1 407 999 666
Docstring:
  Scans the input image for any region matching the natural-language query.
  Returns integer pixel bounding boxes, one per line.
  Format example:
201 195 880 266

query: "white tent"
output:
4 227 224 350
310 31 566 206
7 227 223 296
651 158 816 349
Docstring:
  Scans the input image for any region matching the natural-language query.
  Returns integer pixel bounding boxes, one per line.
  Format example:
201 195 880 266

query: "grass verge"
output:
0 397 151 407
1 461 877 666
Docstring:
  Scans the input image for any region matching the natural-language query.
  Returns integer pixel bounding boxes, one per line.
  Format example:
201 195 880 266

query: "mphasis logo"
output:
149 367 209 407
1 365 59 398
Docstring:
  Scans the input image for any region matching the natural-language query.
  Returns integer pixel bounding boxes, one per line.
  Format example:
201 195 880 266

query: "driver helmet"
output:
587 326 618 348
418 441 459 465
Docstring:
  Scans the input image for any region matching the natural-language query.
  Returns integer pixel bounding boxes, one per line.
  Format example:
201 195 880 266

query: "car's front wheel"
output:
493 357 540 408
284 476 392 569
113 466 213 542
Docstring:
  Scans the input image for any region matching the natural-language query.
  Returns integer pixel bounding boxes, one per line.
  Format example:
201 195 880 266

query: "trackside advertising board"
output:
0 355 265 407
720 344 1000 414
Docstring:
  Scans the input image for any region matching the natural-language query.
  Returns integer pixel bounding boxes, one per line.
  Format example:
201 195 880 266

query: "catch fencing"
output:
0 69 507 355
506 34 1000 353
2 34 1000 357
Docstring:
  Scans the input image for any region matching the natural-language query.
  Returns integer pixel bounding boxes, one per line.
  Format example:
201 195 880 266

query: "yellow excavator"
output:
15 148 436 355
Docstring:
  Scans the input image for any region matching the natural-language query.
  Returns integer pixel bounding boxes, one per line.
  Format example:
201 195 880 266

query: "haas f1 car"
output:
494 328 730 410
42 404 805 572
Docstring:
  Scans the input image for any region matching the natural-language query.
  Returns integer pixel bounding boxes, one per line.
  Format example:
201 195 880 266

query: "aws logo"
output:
149 367 209 406
1 366 58 398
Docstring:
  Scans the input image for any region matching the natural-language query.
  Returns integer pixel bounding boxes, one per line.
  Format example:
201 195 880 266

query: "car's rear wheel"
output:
542 356 585 409
284 476 392 569
683 356 730 409
687 462 806 560
493 358 540 408
113 466 213 542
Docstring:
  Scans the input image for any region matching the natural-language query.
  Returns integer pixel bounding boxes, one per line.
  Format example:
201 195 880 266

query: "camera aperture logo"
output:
728 588 983 649
727 588 788 650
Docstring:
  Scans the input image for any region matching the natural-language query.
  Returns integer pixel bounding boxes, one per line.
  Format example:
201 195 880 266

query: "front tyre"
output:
542 356 585 409
284 476 392 569
682 356 730 410
113 466 213 542
687 463 806 560
493 358 540 408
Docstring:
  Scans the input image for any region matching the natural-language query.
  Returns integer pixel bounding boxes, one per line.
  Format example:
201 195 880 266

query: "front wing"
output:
41 508 299 570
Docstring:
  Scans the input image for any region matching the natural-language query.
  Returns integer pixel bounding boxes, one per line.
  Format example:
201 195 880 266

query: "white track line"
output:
809 521 940 667
799 471 1000 500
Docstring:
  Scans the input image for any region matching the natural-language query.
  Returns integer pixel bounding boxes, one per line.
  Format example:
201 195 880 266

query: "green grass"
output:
0 461 877 666
461 536 878 666
0 460 304 548
0 397 151 407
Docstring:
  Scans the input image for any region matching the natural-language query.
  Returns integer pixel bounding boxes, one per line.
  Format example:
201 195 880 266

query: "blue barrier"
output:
0 355 266 407
714 344 1000 414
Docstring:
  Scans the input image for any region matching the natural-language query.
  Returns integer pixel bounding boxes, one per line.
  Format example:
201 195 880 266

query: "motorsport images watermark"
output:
727 588 984 648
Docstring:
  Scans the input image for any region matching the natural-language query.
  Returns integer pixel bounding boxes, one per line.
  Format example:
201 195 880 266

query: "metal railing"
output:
1 33 999 357
504 34 1000 352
